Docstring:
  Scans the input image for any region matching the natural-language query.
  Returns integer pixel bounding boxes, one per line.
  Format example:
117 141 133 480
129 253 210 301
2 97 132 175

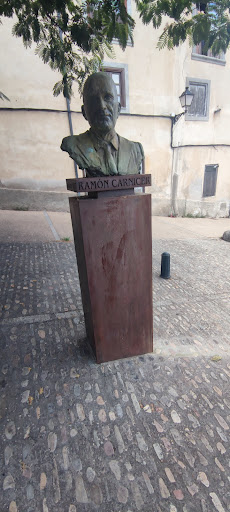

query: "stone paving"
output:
0 238 230 512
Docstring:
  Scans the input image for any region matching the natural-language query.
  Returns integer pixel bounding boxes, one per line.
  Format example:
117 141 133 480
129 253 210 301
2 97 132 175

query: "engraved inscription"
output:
66 174 151 194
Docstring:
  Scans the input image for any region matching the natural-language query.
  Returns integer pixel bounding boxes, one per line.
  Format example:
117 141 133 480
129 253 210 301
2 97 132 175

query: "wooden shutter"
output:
203 165 218 197
188 82 207 117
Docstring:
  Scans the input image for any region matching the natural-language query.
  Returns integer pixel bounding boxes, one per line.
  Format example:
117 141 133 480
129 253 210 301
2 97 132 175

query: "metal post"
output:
65 97 78 179
161 252 170 279
58 20 78 180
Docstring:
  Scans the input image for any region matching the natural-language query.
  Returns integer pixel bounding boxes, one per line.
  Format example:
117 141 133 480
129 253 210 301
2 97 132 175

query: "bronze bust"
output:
61 72 144 177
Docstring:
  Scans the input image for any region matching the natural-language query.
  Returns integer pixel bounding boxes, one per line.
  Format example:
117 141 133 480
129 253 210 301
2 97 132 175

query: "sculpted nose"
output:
97 95 106 110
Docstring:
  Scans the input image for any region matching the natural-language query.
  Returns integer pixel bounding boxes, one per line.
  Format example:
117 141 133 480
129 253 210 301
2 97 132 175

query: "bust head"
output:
82 72 121 137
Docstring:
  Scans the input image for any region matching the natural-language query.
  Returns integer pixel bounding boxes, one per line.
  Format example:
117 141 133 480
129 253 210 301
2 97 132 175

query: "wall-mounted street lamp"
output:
173 87 194 124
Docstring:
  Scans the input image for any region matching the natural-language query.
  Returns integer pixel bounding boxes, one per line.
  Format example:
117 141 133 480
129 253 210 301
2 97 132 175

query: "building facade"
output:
0 2 230 217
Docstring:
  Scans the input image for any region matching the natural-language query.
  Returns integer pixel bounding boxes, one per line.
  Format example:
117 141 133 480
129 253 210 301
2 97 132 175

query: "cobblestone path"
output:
0 239 230 512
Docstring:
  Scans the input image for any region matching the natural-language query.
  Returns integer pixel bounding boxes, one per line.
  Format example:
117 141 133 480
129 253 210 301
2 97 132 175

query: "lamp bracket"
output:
173 111 185 125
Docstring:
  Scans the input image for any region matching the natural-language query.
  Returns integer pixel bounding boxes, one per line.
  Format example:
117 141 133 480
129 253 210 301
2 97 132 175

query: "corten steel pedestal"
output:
67 175 153 363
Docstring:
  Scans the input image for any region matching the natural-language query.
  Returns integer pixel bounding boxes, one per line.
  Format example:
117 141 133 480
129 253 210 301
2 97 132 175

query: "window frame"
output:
191 46 226 66
191 4 226 65
102 62 130 113
185 77 211 122
112 0 133 47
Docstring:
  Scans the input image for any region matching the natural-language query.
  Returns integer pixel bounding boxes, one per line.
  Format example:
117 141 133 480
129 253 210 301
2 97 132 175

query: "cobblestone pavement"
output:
0 239 230 512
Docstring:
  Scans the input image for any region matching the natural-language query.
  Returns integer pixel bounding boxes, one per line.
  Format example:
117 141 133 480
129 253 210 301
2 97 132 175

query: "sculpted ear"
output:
81 105 88 120
117 102 121 117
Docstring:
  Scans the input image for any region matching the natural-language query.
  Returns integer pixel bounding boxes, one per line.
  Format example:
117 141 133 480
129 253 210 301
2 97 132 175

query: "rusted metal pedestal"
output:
67 175 153 363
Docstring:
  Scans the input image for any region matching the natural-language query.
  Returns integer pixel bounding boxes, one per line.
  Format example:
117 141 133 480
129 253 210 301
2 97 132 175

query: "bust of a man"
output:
61 72 144 177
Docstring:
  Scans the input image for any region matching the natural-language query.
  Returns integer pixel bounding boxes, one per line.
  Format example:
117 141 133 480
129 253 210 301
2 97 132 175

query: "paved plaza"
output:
0 212 230 511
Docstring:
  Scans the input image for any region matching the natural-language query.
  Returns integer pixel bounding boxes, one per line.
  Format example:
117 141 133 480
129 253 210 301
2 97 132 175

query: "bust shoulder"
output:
118 135 144 159
61 131 92 153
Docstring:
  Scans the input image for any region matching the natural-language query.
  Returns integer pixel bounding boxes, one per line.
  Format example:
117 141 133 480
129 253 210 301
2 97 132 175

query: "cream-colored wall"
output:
0 4 230 216
176 146 230 200
0 110 76 190
173 44 230 146
1 17 66 111
171 40 230 215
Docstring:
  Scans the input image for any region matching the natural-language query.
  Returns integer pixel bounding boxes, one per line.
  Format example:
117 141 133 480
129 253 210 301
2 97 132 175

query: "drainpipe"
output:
170 118 178 216
65 97 78 179
58 20 78 179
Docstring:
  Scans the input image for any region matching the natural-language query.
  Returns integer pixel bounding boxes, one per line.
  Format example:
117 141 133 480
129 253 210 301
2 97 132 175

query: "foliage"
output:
1 1 230 98
136 1 230 56
0 0 134 98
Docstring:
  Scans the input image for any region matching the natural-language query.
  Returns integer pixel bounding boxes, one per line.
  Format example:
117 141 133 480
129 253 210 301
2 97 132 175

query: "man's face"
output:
82 75 120 136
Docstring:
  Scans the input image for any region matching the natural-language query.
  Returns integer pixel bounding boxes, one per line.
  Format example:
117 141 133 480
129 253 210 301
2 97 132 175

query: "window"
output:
185 78 210 121
196 2 207 14
102 63 129 112
203 164 218 197
192 42 225 64
103 68 125 107
192 3 226 64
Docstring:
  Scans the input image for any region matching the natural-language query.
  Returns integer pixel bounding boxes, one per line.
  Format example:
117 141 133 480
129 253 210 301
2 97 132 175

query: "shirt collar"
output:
89 128 119 151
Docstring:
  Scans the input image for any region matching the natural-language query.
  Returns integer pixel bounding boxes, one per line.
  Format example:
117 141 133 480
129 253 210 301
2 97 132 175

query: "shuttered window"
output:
188 82 207 117
186 78 210 121
203 165 218 197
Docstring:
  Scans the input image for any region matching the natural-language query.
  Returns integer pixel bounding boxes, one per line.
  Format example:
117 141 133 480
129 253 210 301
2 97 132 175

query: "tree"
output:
136 1 230 56
0 0 134 98
1 1 230 98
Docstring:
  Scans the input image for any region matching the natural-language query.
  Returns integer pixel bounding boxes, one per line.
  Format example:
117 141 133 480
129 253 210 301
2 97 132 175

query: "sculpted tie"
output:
102 141 118 175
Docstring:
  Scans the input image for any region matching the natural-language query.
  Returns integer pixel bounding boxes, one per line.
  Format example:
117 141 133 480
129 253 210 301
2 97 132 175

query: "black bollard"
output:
161 252 170 279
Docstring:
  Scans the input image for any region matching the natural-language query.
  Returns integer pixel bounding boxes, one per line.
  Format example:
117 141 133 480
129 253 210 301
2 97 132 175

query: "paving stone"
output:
197 451 208 466
117 484 128 504
209 492 226 512
197 472 210 487
130 481 144 510
215 457 225 472
26 484 34 500
214 413 229 430
40 472 47 490
217 442 226 454
136 432 148 452
130 393 140 414
142 471 154 494
9 502 17 512
104 441 114 456
153 443 164 461
114 425 125 454
98 409 107 422
171 410 181 423
90 484 103 505
159 477 170 499
173 489 184 500
187 483 199 496
5 421 16 439
72 459 82 472
69 506 77 512
4 446 13 465
3 474 15 491
48 432 57 452
165 467 176 483
75 474 88 503
76 403 85 421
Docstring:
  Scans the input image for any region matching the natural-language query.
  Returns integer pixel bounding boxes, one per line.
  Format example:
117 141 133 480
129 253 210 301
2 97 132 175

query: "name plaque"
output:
66 174 151 193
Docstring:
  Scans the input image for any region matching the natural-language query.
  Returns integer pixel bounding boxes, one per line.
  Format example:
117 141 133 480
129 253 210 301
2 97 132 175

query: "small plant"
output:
13 206 29 211
61 237 70 242
183 212 206 218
